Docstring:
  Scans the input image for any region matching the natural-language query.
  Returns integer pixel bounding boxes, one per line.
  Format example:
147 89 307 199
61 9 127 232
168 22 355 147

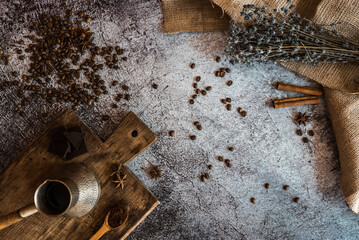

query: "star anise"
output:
294 112 310 126
113 173 127 189
149 165 162 181
111 164 122 176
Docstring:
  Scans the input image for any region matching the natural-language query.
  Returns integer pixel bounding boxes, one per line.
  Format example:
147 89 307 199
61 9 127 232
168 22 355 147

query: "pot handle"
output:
0 204 37 231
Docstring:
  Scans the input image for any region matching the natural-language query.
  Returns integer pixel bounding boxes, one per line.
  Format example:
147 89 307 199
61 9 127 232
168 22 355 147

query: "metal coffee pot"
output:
0 163 100 230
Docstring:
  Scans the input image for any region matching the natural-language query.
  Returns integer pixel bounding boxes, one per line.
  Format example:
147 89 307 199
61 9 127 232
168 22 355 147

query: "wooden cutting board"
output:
0 109 159 240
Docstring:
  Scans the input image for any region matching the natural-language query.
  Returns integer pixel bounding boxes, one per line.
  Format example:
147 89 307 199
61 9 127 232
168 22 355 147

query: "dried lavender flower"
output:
226 3 359 66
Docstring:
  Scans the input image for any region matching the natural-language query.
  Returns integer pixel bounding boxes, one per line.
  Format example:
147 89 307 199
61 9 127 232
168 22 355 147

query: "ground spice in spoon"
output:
107 206 128 229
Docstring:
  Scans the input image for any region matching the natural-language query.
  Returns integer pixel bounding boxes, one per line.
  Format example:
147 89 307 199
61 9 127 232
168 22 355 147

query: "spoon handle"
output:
89 224 110 240
0 203 37 230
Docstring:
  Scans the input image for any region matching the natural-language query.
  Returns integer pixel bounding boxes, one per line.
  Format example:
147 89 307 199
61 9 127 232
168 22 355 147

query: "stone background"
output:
0 0 358 239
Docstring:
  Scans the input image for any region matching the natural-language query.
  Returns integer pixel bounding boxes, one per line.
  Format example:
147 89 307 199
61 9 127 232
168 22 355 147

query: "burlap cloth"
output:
161 0 359 213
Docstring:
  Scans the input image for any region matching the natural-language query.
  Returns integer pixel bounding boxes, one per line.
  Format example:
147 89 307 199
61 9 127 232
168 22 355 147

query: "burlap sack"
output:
160 0 230 33
161 0 359 213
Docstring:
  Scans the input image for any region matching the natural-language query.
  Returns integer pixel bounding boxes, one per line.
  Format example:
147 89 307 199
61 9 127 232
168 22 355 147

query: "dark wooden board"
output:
0 109 159 240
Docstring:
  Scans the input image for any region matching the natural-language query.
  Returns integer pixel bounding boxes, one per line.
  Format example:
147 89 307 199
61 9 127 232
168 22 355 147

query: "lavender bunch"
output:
226 1 359 66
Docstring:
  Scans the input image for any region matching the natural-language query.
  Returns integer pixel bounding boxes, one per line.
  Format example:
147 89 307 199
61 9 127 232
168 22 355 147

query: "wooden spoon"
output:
90 207 128 240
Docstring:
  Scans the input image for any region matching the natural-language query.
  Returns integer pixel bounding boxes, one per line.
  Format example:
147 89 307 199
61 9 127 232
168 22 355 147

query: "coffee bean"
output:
189 99 194 104
282 185 289 191
226 104 232 111
208 165 213 170
240 111 247 117
112 81 118 86
250 198 256 204
226 98 231 103
215 56 221 62
196 125 202 130
225 68 231 73
121 85 129 91
308 130 314 136
189 63 195 69
169 130 175 136
302 137 309 143
152 83 158 89
227 147 234 151
204 173 209 179
226 80 233 86
296 129 303 136
264 183 270 189
195 76 201 82
193 83 198 88
205 86 212 91
201 90 207 95
217 156 224 162
293 197 300 203
200 175 206 182
224 159 230 164
189 135 196 140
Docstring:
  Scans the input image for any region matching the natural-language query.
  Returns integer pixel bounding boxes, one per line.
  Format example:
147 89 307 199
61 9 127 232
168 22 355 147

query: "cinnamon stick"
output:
273 96 320 109
276 82 323 96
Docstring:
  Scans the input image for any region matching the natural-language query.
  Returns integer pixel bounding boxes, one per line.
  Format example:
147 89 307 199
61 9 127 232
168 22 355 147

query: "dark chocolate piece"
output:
63 131 84 150
48 141 71 158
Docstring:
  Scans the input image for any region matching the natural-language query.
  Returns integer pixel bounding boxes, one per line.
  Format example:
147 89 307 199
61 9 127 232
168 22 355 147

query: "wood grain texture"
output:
0 109 159 240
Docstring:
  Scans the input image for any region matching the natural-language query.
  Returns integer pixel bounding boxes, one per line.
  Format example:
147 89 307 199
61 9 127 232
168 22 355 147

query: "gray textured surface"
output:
0 0 357 239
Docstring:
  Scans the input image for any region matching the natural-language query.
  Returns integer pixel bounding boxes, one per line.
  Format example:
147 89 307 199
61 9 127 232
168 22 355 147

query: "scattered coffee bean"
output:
124 94 130 101
189 135 196 140
11 72 18 77
205 86 212 91
112 81 118 86
18 55 25 60
189 63 195 69
121 85 129 91
112 103 118 109
0 49 3 54
264 183 270 189
85 17 91 23
208 165 213 170
225 68 231 73
221 99 227 104
193 83 198 88
189 99 194 104
201 90 207 95
152 83 158 89
226 163 232 168
237 107 242 113
192 94 197 99
217 156 224 162
282 185 289 191
215 56 221 62
200 175 206 182
226 80 233 86
296 129 303 136
293 197 300 203
6 55 12 60
227 147 234 151
196 125 202 130
224 159 230 164
193 121 200 126
240 111 247 117
195 89 201 94
215 71 221 77
250 198 256 204
226 98 231 103
169 130 175 137
195 76 201 82
226 104 232 111
302 137 309 143
308 130 314 136
204 173 209 179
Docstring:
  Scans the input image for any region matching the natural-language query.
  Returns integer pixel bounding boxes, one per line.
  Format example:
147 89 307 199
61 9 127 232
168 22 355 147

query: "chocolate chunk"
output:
48 141 71 158
65 140 88 160
63 131 84 150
